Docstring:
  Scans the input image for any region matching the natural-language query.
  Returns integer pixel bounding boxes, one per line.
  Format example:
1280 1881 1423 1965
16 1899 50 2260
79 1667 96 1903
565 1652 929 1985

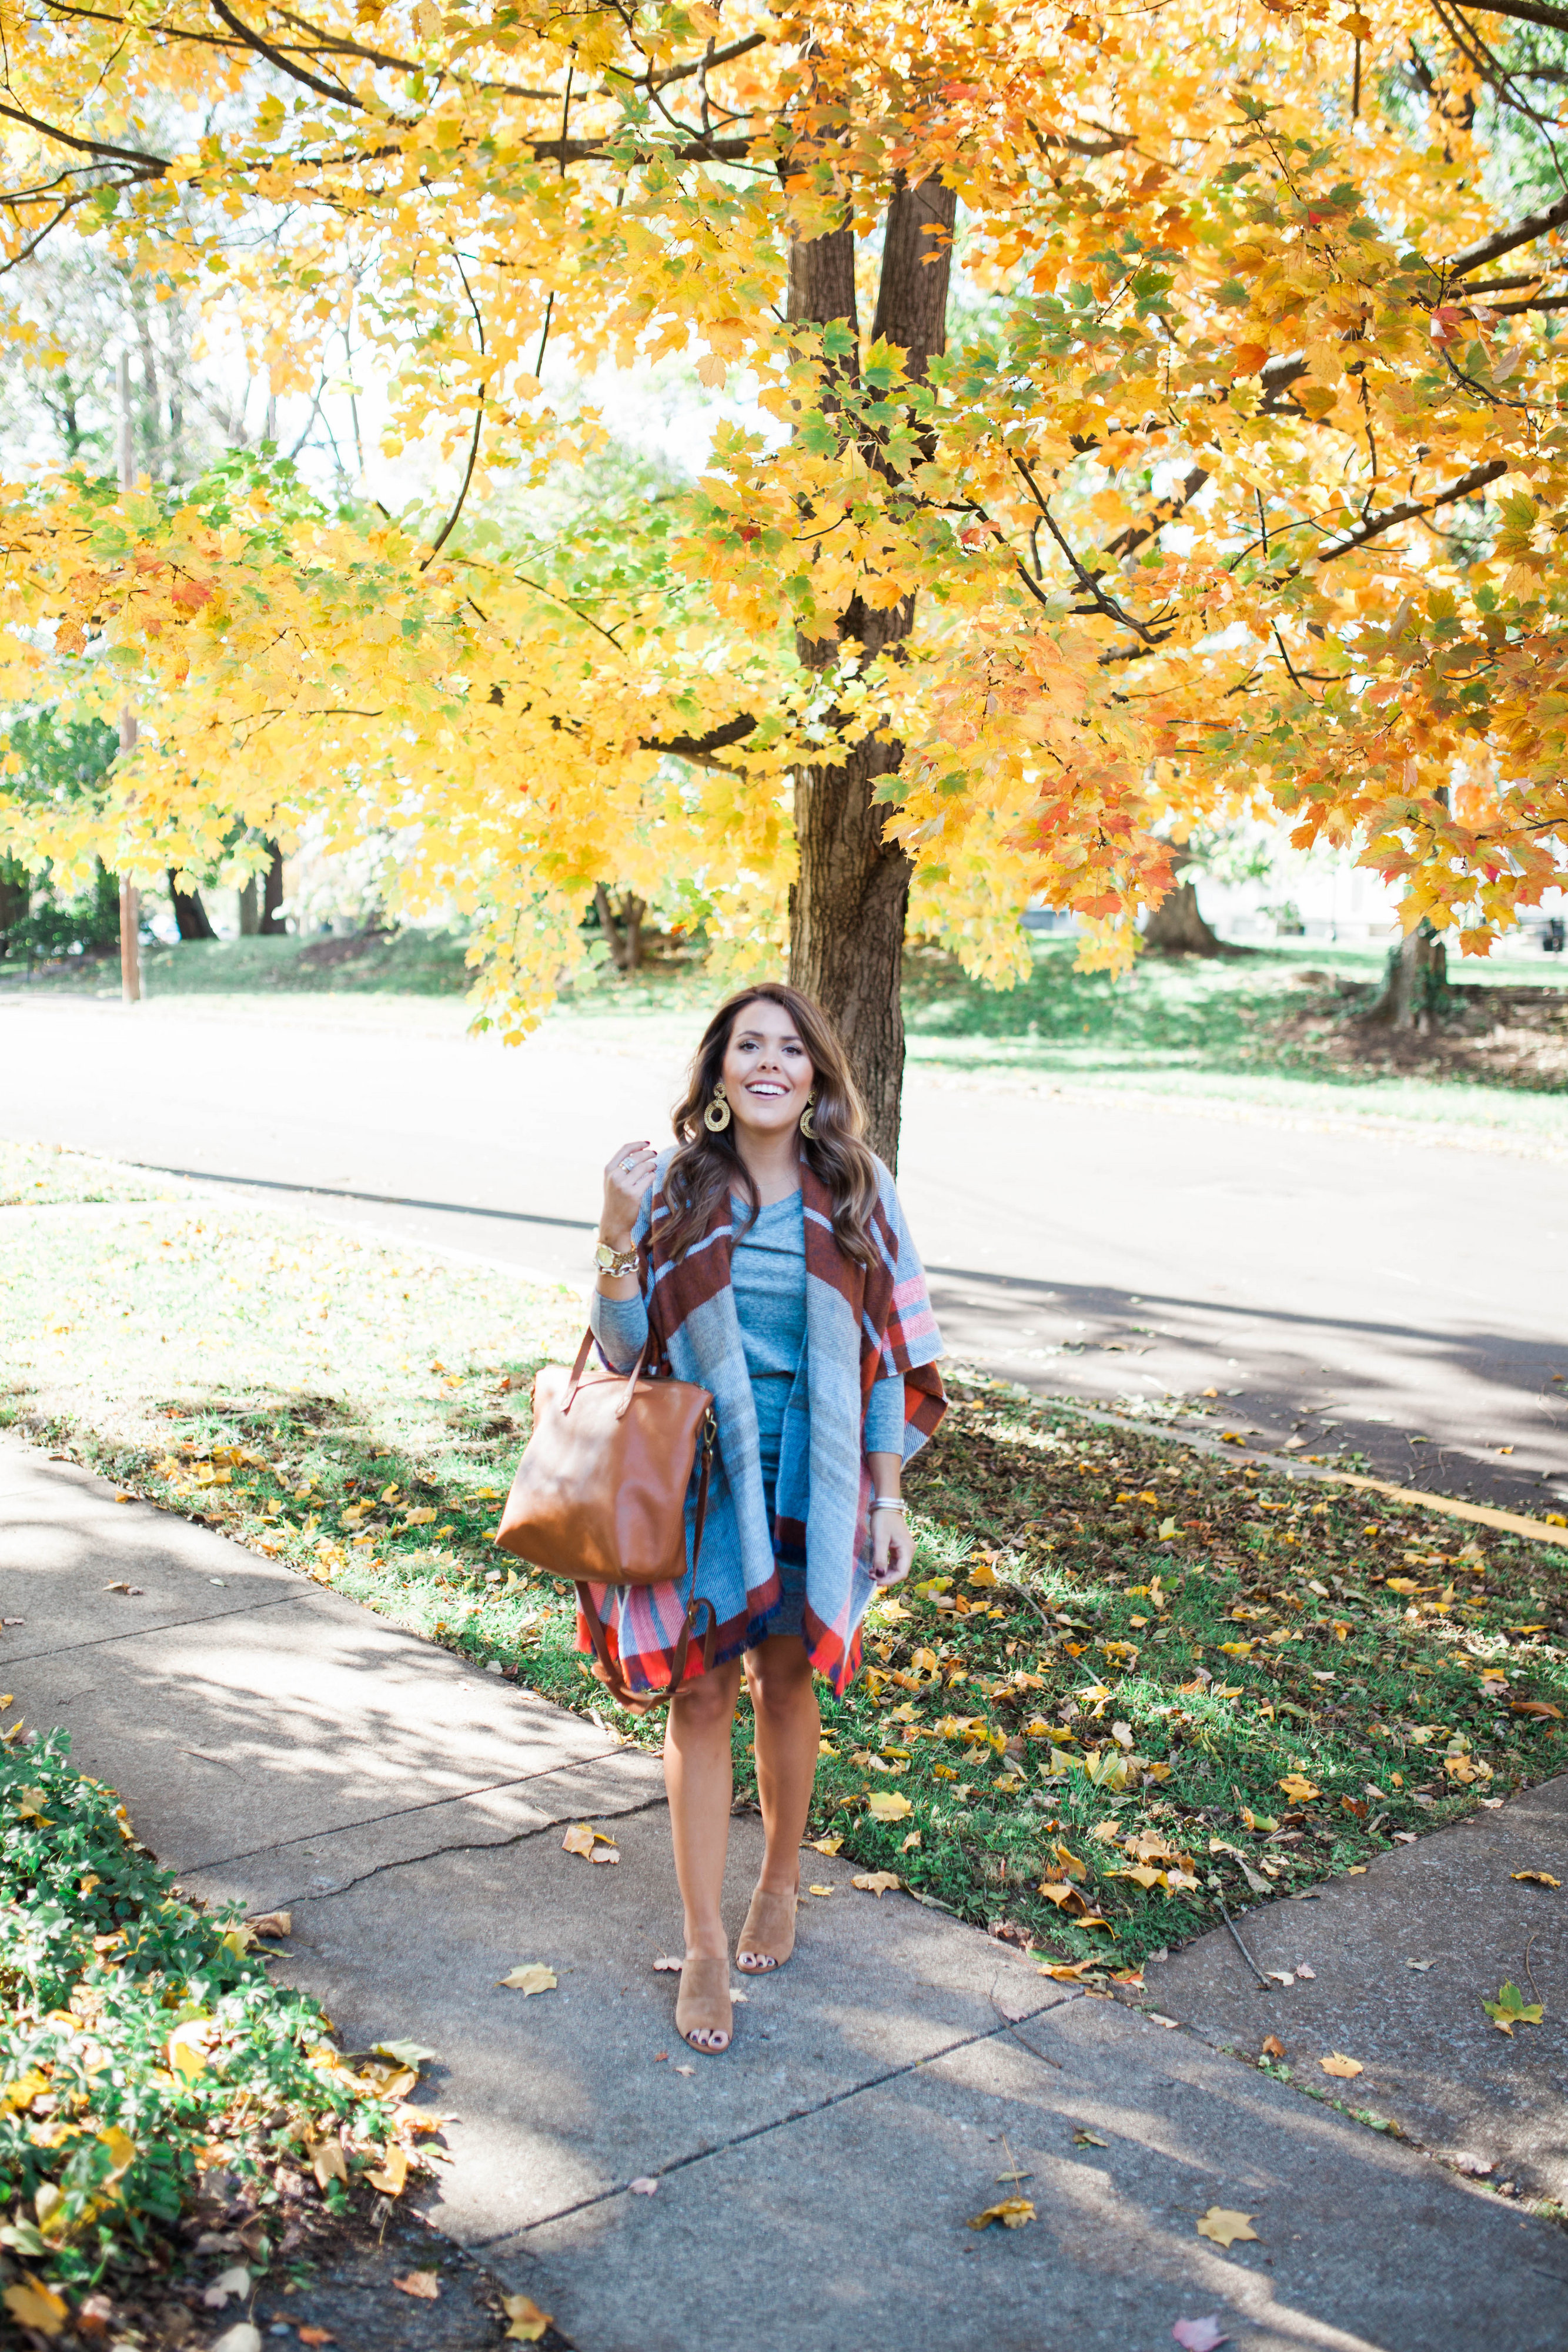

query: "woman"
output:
584 982 945 2056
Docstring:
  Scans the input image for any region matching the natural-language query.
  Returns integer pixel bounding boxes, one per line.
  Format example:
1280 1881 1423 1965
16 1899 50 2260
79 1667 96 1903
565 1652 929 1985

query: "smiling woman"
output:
584 983 945 2056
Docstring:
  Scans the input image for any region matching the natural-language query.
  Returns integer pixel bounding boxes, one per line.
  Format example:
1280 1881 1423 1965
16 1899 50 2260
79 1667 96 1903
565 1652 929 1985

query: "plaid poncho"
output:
578 1147 945 1697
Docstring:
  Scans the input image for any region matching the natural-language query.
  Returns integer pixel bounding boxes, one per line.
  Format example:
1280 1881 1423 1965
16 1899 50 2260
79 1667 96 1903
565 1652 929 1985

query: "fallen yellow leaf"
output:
499 1964 558 1994
968 2197 1036 2230
503 2294 553 2343
561 1820 618 1862
166 2023 208 2081
1 2069 51 2114
4 2278 68 2336
1277 1775 1320 1803
392 2270 440 2300
98 2124 137 2179
807 1883 835 1897
366 2143 409 2197
1196 2207 1259 2247
851 1871 900 1896
309 2137 349 2188
1512 1870 1561 1887
1320 2053 1363 2079
806 1836 842 1856
866 1790 913 1822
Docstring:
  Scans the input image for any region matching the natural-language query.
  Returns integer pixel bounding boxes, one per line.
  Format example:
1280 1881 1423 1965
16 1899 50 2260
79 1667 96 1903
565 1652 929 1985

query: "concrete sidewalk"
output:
4 1432 1567 2352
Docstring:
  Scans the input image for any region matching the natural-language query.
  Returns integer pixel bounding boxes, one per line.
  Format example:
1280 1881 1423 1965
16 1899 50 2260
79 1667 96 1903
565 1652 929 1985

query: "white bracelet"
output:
870 1497 905 1512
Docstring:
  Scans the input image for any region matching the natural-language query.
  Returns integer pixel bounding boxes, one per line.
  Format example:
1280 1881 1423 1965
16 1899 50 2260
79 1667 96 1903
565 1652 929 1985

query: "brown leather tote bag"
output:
494 1330 717 1713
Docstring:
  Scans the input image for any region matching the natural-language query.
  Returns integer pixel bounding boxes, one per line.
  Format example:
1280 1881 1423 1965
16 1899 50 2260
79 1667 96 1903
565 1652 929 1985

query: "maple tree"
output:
2 0 1568 1155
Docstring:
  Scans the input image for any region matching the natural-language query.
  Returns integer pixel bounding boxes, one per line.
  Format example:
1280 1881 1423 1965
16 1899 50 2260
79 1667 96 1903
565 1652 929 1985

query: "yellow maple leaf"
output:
498 1963 557 1994
968 2197 1036 2230
1196 2207 1259 2247
503 2294 554 2341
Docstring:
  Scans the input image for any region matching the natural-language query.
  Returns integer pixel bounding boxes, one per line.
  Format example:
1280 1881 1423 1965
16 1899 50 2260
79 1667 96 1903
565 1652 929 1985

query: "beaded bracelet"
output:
870 1496 905 1512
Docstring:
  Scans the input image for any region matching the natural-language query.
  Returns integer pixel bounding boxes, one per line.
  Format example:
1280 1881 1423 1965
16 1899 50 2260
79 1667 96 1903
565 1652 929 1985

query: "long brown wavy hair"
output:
660 983 882 1267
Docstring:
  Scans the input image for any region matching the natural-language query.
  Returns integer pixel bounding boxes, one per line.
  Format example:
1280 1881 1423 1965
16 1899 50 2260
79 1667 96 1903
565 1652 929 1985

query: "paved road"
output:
4 990 1566 1512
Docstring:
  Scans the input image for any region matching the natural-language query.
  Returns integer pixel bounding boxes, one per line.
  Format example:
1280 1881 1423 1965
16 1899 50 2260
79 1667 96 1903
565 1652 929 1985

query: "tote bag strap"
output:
561 1328 649 1416
574 1415 717 1715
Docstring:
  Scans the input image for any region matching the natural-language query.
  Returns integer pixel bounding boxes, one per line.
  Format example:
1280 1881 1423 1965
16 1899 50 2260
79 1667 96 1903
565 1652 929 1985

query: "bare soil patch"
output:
1278 977 1568 1089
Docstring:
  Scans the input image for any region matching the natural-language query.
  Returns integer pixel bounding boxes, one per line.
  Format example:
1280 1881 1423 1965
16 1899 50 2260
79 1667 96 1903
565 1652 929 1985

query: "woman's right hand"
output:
601 1139 658 1247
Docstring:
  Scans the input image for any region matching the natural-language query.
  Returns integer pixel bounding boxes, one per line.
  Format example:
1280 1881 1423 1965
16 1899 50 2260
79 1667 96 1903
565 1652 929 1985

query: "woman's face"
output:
720 1000 815 1139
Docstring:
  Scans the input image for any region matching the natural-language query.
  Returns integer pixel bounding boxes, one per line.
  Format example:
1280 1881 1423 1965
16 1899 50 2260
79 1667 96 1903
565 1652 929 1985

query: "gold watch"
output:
594 1240 639 1278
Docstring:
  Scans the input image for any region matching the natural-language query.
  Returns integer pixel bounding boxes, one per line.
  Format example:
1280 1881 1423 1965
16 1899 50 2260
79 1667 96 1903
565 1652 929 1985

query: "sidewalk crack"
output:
474 2004 1073 2244
233 1791 673 1909
188 1743 644 1875
3 1590 302 1663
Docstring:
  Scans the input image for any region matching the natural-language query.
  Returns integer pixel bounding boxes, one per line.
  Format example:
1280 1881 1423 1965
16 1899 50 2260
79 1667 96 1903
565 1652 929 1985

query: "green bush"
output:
0 1728 400 2321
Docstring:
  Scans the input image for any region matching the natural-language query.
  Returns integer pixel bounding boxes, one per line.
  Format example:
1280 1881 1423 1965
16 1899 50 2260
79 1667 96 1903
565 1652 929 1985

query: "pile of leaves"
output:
0 1725 425 2340
38 1357 1568 1980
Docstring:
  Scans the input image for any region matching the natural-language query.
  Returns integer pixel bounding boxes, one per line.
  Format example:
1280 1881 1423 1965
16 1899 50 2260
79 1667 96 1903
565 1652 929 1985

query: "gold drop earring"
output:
703 1082 732 1132
799 1090 817 1139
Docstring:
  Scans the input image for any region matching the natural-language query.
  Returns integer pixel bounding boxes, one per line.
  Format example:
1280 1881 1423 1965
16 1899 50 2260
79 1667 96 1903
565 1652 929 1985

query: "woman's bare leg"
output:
663 1656 744 2050
738 1636 819 1966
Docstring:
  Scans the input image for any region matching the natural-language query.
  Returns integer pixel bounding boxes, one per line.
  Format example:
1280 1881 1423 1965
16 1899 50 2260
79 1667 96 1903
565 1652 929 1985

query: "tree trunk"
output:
238 877 260 935
0 859 28 950
1144 880 1222 955
1365 921 1447 1030
785 174 957 1170
168 873 218 941
259 841 287 934
593 883 646 973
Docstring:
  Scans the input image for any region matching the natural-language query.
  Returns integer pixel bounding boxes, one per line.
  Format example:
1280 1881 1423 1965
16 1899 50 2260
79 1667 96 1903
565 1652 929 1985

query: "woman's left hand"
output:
870 1506 914 1587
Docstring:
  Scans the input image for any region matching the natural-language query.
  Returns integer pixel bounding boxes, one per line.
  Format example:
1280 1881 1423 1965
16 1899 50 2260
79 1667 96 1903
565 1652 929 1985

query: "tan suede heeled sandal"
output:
676 1956 733 2054
735 1886 797 1973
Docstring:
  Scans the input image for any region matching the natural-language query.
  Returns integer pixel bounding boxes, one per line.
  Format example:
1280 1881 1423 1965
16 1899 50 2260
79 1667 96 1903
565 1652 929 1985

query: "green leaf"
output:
375 2039 437 2068
1482 1980 1543 2032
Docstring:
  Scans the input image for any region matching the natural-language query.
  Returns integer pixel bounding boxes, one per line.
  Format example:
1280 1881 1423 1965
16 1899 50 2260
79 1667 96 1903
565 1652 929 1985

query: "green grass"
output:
901 937 1568 1144
0 926 479 1001
0 1728 410 2331
6 1137 1567 1994
823 1381 1568 1969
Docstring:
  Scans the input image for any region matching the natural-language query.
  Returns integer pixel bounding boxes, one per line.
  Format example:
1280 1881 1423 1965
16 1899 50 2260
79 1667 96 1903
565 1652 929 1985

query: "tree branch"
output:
1447 187 1568 276
1450 0 1568 34
1315 457 1509 561
0 99 167 175
1102 463 1211 562
1490 290 1568 312
640 713 758 763
1014 457 1159 642
421 253 486 566
208 0 365 106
